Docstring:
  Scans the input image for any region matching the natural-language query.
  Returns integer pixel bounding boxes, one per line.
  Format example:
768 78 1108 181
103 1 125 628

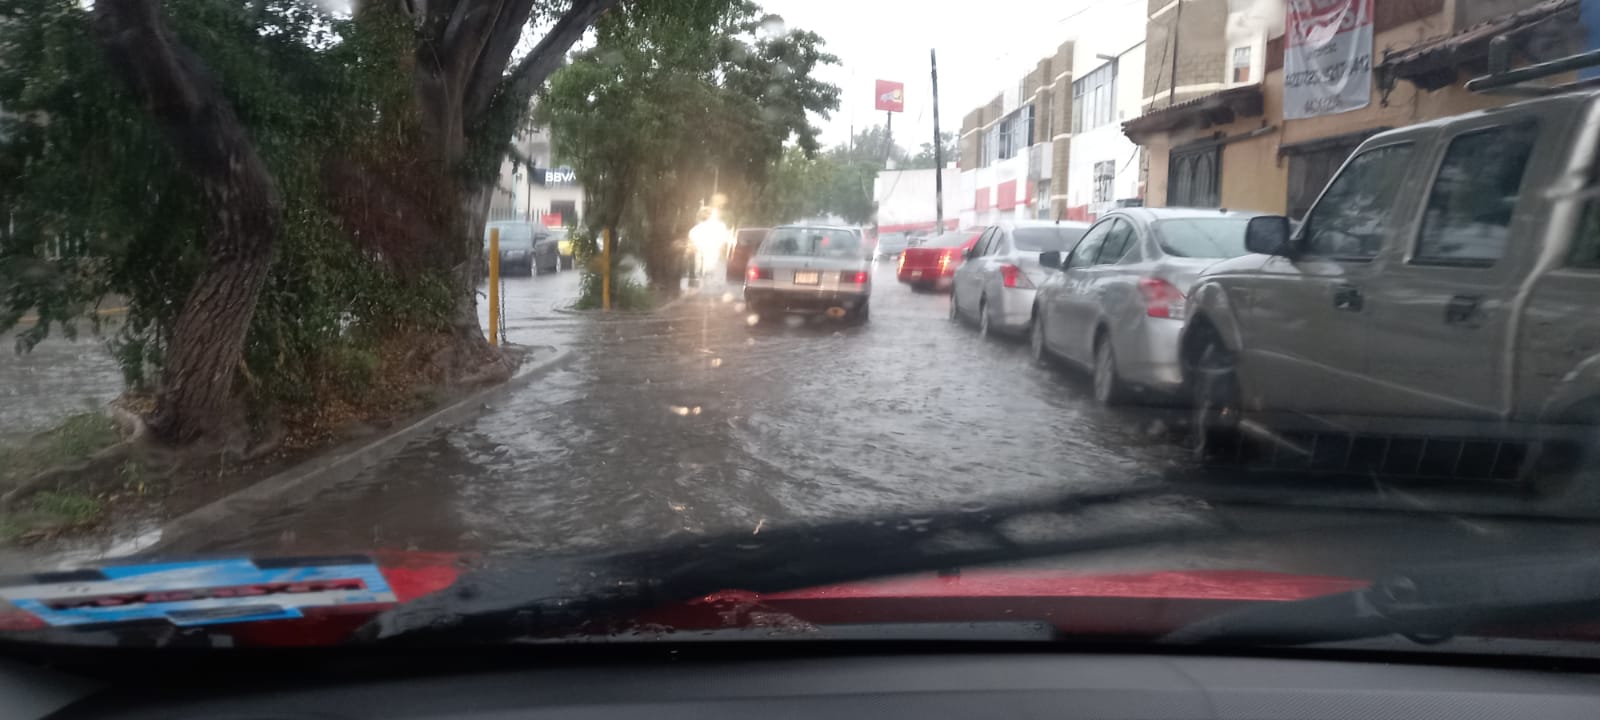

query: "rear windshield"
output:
485 223 537 249
760 227 862 258
923 231 976 248
1013 226 1086 252
1153 217 1253 258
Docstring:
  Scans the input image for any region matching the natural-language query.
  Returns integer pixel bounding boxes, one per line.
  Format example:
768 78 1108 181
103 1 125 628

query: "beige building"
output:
956 41 1074 224
1123 0 1579 218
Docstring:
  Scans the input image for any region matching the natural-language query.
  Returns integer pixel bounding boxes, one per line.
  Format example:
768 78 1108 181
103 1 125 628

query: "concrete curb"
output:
550 285 703 317
145 344 575 555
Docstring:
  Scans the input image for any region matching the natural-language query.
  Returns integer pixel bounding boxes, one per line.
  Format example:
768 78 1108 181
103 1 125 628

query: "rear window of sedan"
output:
1013 226 1086 252
1153 217 1254 258
923 231 977 248
761 227 862 258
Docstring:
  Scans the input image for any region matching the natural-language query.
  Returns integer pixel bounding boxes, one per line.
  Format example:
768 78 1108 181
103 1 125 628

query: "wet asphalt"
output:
175 262 1600 579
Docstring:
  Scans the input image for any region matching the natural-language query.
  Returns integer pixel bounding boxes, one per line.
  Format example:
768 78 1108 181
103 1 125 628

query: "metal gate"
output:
1168 143 1220 208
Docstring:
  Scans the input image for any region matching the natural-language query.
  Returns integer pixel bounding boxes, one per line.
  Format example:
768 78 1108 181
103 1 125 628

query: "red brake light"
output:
999 264 1033 289
1138 277 1186 318
847 271 868 284
747 265 761 282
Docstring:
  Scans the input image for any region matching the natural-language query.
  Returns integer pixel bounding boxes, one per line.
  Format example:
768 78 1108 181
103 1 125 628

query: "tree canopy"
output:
536 0 840 291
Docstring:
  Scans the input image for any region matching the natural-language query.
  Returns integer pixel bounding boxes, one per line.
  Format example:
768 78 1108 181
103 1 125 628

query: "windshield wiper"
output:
357 483 1232 644
1163 551 1600 647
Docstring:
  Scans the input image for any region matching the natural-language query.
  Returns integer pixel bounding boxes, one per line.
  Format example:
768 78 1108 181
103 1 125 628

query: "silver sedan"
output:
950 221 1089 337
1031 208 1262 405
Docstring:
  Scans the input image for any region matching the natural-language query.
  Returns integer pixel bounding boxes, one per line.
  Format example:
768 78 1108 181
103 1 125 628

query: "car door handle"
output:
1445 294 1482 326
1332 283 1363 312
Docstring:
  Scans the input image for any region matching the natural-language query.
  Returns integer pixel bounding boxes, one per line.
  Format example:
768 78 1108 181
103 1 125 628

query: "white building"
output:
1061 0 1146 221
488 125 586 227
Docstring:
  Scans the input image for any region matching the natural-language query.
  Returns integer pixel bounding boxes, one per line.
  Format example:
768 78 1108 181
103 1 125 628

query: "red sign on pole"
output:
874 80 904 113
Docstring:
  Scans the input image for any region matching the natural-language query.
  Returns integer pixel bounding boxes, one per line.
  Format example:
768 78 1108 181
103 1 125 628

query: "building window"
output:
998 117 1014 160
1021 105 1035 147
1093 160 1116 204
1071 62 1117 133
1232 46 1251 83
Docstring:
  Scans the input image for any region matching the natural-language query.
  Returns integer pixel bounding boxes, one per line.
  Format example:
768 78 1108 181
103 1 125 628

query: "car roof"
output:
1097 207 1266 223
772 224 860 232
1003 219 1091 230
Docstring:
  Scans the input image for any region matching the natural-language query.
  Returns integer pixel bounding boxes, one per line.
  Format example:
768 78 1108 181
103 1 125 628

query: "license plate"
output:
793 271 820 285
910 270 923 279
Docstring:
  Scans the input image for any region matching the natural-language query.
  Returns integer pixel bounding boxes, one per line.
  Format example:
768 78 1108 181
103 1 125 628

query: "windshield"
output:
1013 226 1086 252
6 0 1600 657
760 227 862 258
1152 217 1253 258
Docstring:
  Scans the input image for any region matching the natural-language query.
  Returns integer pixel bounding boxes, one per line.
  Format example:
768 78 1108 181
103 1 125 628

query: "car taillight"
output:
840 270 868 284
938 251 953 274
1138 277 1186 318
748 266 771 282
897 253 906 271
999 264 1033 289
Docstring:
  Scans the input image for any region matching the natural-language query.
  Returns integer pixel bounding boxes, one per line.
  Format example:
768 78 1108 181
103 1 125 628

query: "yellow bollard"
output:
487 227 499 346
602 226 612 312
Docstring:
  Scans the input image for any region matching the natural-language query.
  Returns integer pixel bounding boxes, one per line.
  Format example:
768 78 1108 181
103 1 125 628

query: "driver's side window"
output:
1301 143 1415 259
1067 221 1112 270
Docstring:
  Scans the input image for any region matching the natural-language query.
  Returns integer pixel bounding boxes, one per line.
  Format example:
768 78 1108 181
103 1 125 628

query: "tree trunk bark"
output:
95 0 283 446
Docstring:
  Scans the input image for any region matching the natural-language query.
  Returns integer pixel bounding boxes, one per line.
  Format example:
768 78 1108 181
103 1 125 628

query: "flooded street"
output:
193 263 1192 559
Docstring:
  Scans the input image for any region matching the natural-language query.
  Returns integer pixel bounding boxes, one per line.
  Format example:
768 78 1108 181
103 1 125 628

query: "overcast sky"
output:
761 0 1105 153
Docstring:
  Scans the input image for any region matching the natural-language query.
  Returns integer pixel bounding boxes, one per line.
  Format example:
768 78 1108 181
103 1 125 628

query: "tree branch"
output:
503 0 622 104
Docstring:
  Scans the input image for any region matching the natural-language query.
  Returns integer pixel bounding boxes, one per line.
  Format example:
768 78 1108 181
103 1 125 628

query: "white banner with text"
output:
1284 0 1373 119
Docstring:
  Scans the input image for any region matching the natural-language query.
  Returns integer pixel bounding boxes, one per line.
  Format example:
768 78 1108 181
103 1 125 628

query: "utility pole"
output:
931 48 944 234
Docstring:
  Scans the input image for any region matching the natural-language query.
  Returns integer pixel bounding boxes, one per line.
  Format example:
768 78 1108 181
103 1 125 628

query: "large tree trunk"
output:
95 0 283 446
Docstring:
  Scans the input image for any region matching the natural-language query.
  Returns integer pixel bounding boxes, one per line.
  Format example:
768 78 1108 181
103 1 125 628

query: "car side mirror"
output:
963 247 976 260
1245 216 1292 256
1039 251 1062 269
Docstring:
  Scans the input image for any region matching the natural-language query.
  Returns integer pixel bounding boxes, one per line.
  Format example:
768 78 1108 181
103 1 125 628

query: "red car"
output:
896 228 983 291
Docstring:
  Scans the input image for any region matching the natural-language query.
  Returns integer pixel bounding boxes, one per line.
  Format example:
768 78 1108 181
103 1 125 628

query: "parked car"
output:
950 221 1089 337
1180 89 1600 491
1031 208 1261 406
726 227 771 281
897 228 983 291
743 225 871 323
874 232 911 259
484 221 542 276
532 233 561 274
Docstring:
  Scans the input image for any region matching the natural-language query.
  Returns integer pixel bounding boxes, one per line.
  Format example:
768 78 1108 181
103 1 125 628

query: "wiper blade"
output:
1164 551 1600 647
358 483 1230 644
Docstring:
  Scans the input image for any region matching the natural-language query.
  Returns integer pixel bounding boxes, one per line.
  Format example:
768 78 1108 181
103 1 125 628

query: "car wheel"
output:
1189 334 1242 462
1029 310 1048 364
977 297 991 339
1092 333 1130 406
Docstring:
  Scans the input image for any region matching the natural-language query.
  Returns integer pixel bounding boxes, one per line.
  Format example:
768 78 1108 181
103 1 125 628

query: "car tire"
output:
977 297 991 339
853 300 870 325
1092 333 1130 406
1189 333 1242 462
1029 310 1049 364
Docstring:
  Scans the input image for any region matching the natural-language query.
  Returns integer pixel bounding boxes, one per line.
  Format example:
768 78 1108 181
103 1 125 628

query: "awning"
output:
1377 0 1577 92
1122 85 1265 143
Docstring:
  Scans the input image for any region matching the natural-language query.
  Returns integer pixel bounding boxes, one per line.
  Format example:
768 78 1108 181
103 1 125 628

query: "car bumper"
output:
745 286 870 314
897 268 952 286
990 287 1038 334
1115 317 1185 393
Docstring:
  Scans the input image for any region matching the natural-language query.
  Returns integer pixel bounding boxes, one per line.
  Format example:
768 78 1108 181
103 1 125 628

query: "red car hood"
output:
0 552 1369 647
